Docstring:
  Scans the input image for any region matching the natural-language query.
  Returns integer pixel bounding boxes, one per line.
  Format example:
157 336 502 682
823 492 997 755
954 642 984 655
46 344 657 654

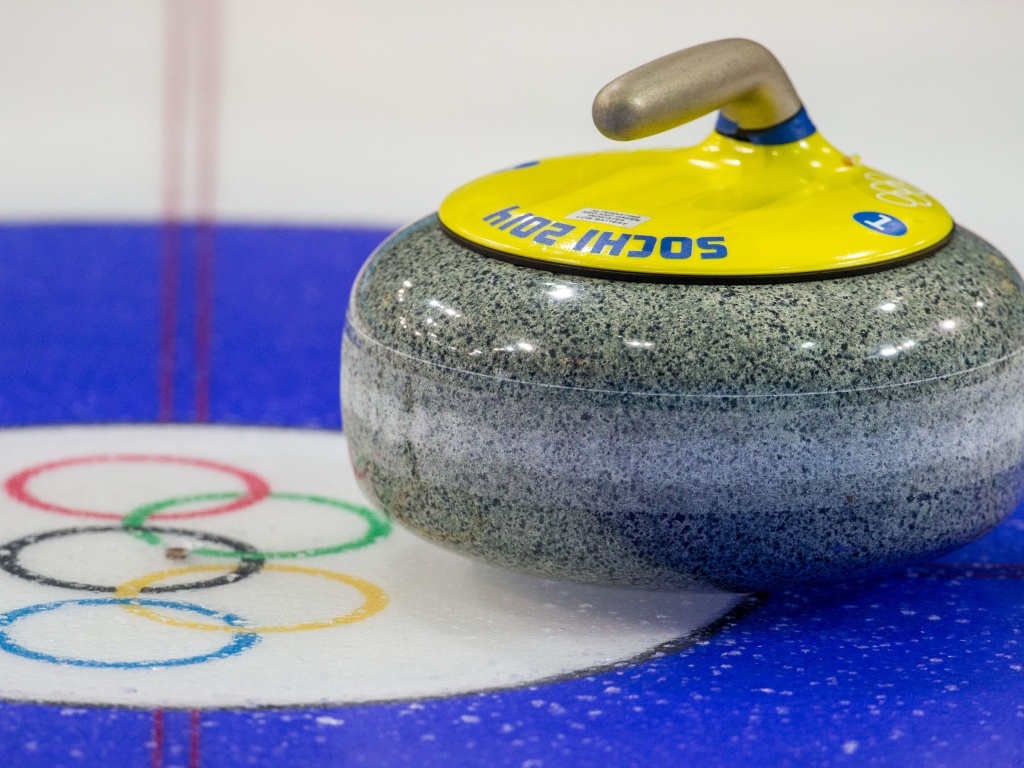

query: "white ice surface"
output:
0 424 737 708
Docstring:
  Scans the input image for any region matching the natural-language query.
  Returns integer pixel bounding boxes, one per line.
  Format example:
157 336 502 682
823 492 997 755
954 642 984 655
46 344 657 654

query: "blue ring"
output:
715 106 816 145
0 598 259 668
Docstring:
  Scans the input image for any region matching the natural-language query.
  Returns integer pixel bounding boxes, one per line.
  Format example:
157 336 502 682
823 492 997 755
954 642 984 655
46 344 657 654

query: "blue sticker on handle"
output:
853 211 908 236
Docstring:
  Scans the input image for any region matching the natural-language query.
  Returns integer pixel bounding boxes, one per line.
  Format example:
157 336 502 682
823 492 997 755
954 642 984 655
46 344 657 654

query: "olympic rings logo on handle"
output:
0 454 392 669
863 171 933 208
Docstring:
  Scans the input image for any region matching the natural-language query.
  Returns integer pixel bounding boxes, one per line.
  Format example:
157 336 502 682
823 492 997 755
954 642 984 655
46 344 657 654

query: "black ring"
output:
0 526 265 593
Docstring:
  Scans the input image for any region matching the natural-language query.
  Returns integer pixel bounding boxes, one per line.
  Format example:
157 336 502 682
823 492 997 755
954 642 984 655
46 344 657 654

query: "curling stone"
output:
341 39 1024 591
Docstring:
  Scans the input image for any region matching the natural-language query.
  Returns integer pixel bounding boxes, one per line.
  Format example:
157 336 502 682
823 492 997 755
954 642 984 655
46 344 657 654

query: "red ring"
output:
4 455 271 521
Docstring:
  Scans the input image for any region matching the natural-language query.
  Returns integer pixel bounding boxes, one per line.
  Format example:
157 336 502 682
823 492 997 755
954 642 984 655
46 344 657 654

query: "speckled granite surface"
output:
342 217 1024 590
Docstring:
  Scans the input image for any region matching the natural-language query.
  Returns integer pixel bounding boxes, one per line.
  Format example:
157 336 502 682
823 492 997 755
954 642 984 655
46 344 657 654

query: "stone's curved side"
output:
343 324 1024 591
350 218 1024 398
341 217 1024 591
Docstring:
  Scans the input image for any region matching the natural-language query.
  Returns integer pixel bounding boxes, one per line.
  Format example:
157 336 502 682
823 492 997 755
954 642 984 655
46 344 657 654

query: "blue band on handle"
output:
715 107 816 145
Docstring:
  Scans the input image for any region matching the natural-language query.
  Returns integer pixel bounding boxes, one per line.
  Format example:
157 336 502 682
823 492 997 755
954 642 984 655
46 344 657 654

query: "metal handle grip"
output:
593 39 803 141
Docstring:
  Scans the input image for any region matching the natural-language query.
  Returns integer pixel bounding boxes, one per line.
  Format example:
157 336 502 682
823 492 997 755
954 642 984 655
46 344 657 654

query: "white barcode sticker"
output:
565 208 650 228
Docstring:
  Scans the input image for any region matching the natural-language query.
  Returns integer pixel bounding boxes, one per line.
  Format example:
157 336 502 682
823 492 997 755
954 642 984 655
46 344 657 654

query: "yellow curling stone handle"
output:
440 39 954 280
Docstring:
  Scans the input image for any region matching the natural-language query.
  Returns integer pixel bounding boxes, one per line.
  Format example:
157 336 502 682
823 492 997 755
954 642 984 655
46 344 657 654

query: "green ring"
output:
121 492 391 559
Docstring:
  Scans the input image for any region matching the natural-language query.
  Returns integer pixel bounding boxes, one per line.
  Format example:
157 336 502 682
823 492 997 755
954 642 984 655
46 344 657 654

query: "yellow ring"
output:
112 563 389 633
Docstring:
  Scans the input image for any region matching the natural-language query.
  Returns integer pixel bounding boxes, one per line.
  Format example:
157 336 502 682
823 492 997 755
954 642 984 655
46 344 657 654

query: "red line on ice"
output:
193 0 224 423
151 709 165 768
189 709 202 768
159 0 189 422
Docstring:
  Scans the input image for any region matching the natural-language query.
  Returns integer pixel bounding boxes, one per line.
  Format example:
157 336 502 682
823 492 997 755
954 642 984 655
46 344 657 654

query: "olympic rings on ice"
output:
114 563 389 633
122 491 390 559
0 453 393 666
0 526 264 593
0 598 259 668
5 455 271 521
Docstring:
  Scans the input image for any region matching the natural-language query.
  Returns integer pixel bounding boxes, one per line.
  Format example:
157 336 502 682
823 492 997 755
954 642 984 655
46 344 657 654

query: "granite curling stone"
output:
340 40 1024 591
